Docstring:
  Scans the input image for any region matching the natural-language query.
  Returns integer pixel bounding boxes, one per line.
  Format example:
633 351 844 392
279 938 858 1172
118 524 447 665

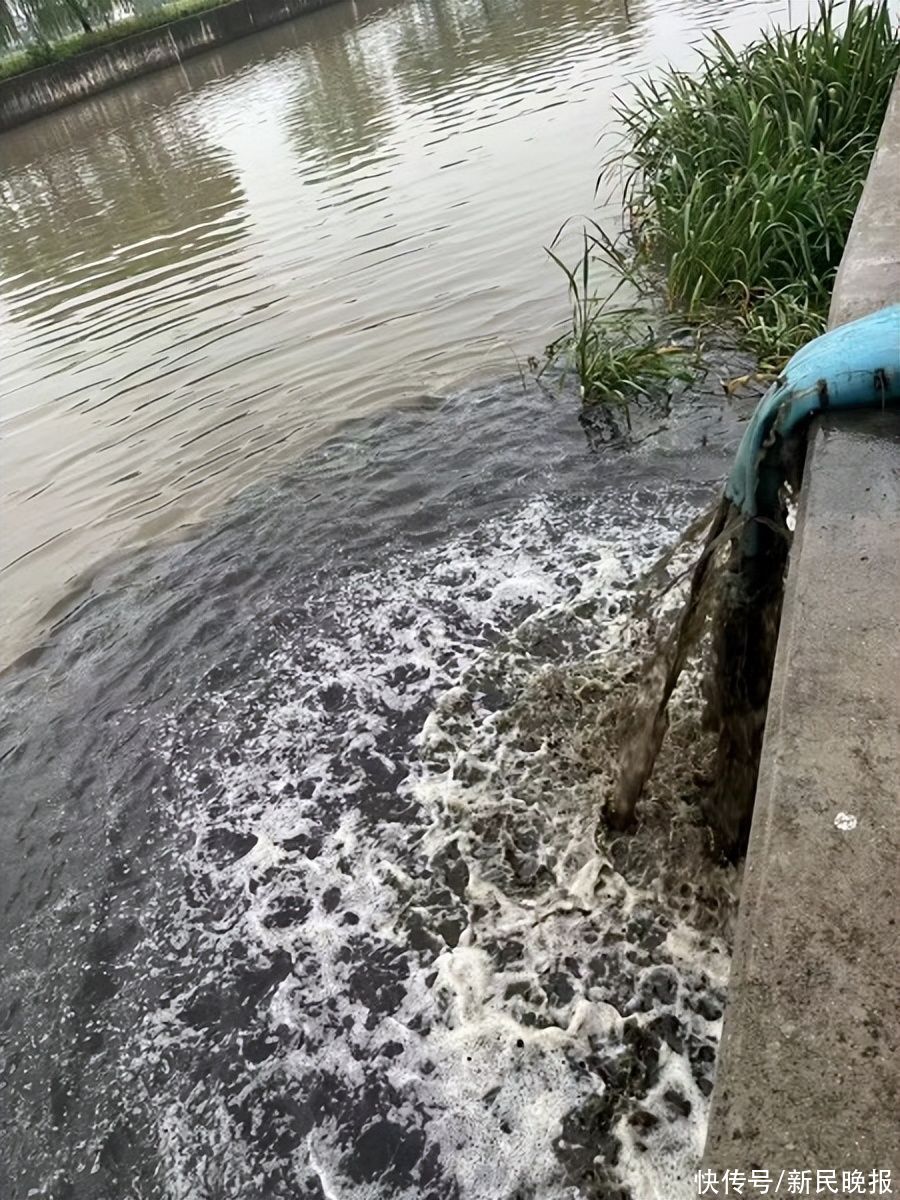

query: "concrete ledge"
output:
704 412 900 1175
704 70 900 1179
829 73 900 328
0 0 342 131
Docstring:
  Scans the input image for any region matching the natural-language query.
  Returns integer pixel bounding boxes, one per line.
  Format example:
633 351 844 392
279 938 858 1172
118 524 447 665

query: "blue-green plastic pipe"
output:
725 303 900 520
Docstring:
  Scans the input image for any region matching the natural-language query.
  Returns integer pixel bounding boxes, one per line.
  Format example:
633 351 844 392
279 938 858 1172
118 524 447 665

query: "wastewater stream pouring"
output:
611 304 900 855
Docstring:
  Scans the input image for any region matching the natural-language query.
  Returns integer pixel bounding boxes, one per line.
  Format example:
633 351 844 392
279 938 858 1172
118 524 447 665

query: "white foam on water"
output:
128 490 738 1200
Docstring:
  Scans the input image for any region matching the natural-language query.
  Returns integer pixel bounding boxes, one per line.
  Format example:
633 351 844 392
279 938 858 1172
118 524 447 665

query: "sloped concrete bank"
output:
704 74 900 1181
0 0 341 131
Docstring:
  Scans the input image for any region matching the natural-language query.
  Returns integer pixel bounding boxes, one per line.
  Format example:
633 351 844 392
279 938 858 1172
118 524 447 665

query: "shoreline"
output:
0 0 346 131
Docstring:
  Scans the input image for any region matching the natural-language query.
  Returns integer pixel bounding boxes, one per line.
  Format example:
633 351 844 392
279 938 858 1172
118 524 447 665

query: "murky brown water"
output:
0 0 796 664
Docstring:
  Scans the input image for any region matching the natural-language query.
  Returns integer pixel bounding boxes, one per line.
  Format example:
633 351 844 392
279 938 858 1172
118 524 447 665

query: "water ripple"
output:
1 0 800 662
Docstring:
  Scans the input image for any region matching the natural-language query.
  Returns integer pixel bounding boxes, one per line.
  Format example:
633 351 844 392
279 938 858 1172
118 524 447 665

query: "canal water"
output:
1 0 800 1197
1 0 795 665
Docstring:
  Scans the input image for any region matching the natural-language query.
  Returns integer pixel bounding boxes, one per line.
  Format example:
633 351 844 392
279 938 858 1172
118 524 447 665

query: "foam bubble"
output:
118 489 738 1199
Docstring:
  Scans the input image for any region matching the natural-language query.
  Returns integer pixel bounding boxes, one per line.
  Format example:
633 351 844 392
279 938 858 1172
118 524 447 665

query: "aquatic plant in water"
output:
549 0 900 399
543 223 693 409
620 0 900 355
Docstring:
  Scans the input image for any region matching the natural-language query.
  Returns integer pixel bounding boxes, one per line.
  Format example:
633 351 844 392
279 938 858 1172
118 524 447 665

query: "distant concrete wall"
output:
704 71 900 1179
0 0 341 131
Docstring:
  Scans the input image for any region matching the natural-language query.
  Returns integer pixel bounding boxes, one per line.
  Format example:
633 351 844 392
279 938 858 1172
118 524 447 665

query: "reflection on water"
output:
0 0 203 49
0 0 793 663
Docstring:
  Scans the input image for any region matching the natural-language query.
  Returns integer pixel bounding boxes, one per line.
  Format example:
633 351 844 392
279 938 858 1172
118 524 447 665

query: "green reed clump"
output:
620 0 900 356
545 226 692 406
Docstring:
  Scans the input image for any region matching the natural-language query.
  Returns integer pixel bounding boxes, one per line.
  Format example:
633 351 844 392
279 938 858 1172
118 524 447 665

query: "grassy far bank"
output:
548 0 900 403
0 0 231 81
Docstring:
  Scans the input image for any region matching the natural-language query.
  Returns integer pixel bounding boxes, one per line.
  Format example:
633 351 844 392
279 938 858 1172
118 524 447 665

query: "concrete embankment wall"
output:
704 73 900 1178
0 0 340 131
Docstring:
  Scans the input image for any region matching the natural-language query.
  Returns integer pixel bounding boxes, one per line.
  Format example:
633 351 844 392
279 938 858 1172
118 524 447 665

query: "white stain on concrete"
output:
833 812 858 832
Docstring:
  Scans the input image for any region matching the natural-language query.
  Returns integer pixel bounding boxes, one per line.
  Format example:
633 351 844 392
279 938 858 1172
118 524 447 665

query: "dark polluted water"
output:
0 373 757 1200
